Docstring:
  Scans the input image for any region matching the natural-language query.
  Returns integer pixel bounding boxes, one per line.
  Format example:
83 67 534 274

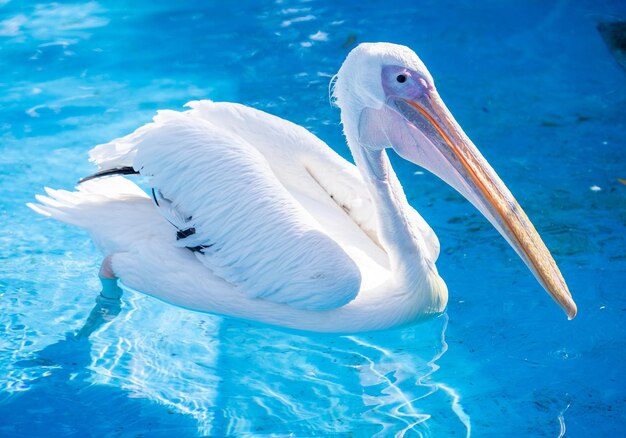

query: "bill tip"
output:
566 302 578 320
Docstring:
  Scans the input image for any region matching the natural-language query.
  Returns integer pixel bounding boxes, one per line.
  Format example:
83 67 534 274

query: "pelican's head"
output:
334 42 577 319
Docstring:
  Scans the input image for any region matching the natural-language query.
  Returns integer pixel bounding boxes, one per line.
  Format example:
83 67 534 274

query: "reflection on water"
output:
1 289 468 436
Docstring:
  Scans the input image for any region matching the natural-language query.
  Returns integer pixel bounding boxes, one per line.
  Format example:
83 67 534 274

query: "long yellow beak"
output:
392 94 577 319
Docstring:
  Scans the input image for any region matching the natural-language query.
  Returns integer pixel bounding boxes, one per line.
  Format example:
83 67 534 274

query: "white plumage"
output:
29 43 576 332
30 99 445 332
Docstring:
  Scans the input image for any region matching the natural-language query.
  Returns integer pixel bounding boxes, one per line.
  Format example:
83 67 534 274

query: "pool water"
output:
1 0 625 436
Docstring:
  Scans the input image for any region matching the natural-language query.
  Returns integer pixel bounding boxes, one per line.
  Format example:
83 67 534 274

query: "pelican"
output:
29 43 577 333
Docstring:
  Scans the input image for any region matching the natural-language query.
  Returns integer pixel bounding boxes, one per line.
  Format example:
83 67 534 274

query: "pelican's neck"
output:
338 103 447 314
349 142 429 277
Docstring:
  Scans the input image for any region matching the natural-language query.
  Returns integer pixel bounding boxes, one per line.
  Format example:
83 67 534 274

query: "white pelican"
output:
30 43 577 333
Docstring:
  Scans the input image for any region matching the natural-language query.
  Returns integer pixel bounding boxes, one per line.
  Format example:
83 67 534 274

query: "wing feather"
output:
92 110 361 311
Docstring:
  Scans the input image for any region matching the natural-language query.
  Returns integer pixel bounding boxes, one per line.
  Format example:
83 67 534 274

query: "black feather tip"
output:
78 167 140 184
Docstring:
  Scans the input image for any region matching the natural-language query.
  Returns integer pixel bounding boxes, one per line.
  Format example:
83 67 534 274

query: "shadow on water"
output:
0 287 469 437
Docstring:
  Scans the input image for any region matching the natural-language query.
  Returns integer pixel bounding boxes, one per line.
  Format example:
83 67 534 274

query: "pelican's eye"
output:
382 66 427 100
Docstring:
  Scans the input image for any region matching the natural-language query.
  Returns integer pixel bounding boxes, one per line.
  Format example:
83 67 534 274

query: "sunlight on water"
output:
1 290 468 436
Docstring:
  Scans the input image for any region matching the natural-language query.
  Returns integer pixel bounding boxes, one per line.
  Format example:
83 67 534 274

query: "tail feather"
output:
28 176 169 255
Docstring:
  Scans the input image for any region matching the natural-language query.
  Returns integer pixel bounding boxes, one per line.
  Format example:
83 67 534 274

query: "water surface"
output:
1 0 625 436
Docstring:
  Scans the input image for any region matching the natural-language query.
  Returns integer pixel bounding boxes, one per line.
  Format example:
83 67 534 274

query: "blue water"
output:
1 0 625 436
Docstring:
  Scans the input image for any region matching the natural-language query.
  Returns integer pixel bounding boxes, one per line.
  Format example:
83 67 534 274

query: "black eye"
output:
396 74 407 83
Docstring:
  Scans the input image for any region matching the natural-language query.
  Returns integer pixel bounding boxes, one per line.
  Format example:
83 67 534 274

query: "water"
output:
1 0 625 436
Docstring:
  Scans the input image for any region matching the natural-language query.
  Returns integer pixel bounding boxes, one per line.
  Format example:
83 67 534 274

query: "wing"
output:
89 108 363 311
